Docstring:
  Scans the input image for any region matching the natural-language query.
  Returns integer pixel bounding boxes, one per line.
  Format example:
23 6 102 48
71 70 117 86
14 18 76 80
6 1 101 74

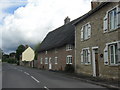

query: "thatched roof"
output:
37 19 77 53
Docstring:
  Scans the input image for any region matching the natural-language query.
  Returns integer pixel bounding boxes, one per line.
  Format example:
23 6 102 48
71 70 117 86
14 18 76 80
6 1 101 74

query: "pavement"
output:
2 63 112 89
50 70 120 89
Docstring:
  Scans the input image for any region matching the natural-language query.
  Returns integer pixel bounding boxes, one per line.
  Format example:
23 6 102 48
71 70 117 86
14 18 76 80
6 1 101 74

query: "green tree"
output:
34 43 41 60
16 45 25 65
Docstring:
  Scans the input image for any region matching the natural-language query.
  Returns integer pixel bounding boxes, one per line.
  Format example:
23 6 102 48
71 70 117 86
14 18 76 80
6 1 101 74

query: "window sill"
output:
66 63 72 64
66 49 72 51
109 64 119 67
103 28 118 34
82 38 90 42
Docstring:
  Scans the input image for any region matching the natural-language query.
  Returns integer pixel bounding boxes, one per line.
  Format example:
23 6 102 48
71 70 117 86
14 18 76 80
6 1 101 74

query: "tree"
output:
34 43 41 60
16 45 25 65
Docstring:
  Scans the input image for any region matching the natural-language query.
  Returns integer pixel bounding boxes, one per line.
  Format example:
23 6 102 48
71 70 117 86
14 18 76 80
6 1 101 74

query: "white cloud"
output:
1 0 91 53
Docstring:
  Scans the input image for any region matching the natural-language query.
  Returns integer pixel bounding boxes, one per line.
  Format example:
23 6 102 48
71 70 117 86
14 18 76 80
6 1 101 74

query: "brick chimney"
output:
64 16 70 24
91 2 101 9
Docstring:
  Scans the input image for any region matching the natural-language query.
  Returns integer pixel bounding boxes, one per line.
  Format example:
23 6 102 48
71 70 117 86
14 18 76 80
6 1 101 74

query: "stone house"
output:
37 17 79 71
73 2 120 79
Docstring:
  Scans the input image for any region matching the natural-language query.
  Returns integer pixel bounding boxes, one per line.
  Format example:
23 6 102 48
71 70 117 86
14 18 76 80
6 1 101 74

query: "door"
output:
92 47 99 77
49 58 52 70
95 50 99 76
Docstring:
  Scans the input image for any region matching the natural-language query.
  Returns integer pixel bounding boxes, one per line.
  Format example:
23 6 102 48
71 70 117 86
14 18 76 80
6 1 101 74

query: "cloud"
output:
1 0 91 53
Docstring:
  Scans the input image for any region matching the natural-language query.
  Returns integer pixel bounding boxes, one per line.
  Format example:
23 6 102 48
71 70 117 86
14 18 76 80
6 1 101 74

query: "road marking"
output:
24 72 30 75
44 86 49 90
31 76 40 83
18 69 23 72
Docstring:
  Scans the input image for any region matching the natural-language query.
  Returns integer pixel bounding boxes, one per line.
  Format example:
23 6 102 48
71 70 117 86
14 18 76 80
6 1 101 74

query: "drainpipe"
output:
74 26 77 72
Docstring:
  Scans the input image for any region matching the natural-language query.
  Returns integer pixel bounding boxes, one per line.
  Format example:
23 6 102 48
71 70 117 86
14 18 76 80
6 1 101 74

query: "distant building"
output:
20 46 35 66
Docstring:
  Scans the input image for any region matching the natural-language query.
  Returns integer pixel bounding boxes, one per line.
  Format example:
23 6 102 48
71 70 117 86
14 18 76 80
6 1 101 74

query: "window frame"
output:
66 44 73 51
81 22 91 41
40 58 43 64
45 57 48 64
55 57 58 64
108 7 117 31
66 55 72 64
109 43 118 65
82 48 89 65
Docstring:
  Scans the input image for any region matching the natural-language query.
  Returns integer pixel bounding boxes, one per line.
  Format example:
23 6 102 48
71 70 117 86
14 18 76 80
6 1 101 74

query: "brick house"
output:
73 2 120 79
37 17 78 71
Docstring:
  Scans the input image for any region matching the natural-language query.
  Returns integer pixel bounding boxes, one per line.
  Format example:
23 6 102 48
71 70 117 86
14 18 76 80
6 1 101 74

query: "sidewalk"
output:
50 70 120 89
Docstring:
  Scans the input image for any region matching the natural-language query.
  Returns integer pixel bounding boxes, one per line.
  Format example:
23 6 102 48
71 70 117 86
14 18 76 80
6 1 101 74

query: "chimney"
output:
91 2 101 9
64 16 70 24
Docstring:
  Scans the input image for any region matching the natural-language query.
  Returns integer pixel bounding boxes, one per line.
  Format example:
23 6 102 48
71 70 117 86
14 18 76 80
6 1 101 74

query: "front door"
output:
92 47 99 77
49 58 52 70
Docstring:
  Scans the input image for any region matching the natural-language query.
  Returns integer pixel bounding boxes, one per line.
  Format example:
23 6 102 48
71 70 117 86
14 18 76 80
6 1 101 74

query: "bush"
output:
64 64 75 73
7 58 17 64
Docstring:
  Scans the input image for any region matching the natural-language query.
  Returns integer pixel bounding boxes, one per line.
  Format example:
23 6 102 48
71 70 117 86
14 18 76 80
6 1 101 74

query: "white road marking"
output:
31 76 40 83
44 86 49 90
24 72 30 75
18 69 23 72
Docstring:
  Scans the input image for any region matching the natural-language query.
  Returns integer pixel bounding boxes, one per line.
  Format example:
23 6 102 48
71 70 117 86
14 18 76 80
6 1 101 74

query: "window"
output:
55 57 58 64
66 44 73 51
104 41 119 66
81 48 91 65
109 44 118 65
66 55 72 64
45 57 48 64
81 23 91 41
40 58 43 64
83 49 89 64
45 51 48 54
103 6 119 33
109 8 117 30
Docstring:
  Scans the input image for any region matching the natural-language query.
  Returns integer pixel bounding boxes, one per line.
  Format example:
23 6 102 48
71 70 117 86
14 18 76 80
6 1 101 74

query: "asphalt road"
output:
2 63 109 89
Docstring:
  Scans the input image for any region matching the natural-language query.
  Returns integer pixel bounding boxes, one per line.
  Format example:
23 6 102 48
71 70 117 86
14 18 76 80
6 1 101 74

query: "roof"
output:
73 2 109 26
37 18 79 53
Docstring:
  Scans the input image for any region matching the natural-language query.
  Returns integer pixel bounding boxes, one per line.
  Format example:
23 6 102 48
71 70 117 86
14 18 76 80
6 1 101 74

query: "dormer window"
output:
66 44 73 51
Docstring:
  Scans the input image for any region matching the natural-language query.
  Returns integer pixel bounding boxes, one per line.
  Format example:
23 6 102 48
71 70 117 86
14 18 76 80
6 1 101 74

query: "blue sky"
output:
3 5 26 14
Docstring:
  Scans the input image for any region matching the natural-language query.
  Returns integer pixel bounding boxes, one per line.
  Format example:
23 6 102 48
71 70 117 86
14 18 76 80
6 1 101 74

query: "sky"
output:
0 0 92 54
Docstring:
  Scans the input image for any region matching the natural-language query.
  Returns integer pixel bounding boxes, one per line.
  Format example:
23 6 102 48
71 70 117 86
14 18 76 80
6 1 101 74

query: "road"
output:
2 63 109 89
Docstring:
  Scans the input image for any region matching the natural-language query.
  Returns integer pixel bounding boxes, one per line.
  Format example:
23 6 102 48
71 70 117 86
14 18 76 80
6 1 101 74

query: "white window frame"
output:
66 55 72 64
81 22 91 41
55 57 58 64
45 51 48 54
108 7 117 31
66 44 73 51
104 5 119 33
109 43 118 65
81 47 91 65
105 41 120 66
45 57 48 64
82 48 89 65
40 58 43 64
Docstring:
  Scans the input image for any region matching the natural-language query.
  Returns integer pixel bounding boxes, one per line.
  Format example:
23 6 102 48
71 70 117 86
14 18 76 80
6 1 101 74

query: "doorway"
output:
49 57 52 70
92 47 99 77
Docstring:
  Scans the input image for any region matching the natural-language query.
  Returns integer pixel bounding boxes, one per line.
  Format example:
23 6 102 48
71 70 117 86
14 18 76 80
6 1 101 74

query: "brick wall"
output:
37 45 75 71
